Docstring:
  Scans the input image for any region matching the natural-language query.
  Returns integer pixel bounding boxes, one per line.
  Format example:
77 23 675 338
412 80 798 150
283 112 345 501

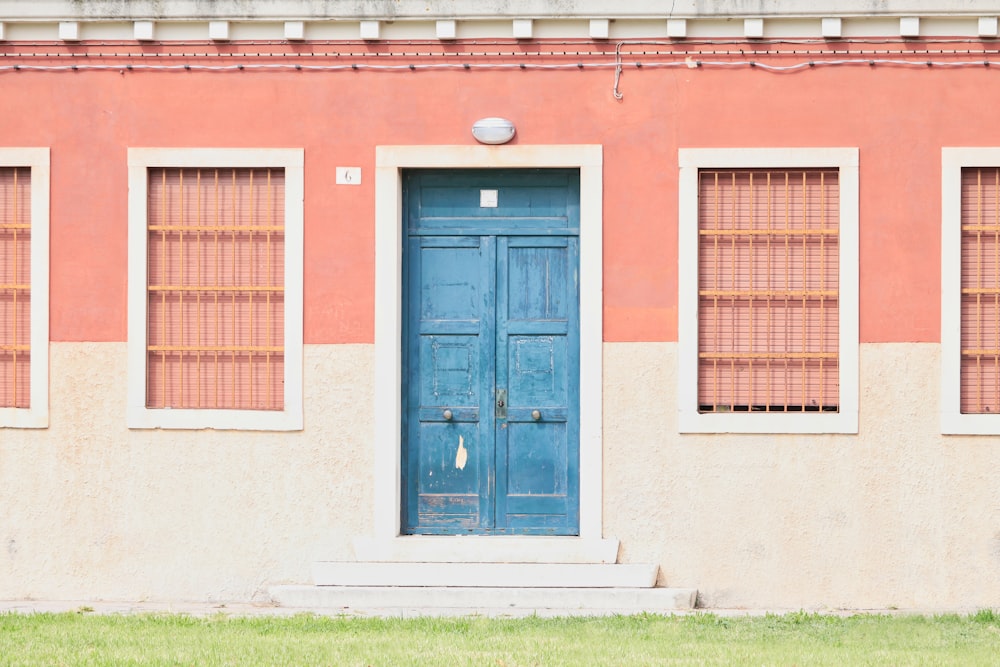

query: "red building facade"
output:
3 1 1000 611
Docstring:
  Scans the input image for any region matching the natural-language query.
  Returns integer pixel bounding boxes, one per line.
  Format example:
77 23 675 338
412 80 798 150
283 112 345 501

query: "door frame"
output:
366 145 608 562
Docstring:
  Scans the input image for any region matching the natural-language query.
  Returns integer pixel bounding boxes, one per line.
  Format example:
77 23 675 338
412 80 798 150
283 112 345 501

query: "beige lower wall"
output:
0 343 374 602
605 342 1000 610
3 341 1000 608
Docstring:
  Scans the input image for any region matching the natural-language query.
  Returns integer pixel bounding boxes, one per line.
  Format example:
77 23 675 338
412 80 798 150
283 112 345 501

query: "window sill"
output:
127 406 302 431
679 409 858 434
0 407 49 429
941 412 1000 435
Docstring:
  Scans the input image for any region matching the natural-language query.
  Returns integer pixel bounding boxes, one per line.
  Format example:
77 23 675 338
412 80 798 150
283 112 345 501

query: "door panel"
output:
495 236 579 532
404 235 495 532
413 171 577 223
417 242 483 323
403 169 579 535
506 245 571 322
505 422 567 494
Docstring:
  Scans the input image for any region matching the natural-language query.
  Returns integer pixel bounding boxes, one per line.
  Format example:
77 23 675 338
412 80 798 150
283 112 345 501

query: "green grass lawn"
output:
2 610 1000 666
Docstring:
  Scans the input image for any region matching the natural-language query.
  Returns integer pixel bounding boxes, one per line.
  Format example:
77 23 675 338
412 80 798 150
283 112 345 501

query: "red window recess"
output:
0 167 30 409
697 169 840 413
146 167 285 411
960 167 1000 414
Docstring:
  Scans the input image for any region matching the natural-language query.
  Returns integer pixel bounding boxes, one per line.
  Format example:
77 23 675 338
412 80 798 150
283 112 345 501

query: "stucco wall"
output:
4 35 1000 609
605 342 1000 610
7 53 992 346
5 342 1000 608
0 343 373 601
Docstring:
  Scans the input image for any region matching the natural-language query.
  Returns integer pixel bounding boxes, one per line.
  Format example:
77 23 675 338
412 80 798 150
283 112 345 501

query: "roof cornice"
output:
0 1 998 21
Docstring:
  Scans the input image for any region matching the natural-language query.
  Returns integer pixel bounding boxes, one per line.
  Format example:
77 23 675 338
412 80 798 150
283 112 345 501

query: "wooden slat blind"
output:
698 169 840 412
0 167 30 409
146 167 285 410
960 167 1000 413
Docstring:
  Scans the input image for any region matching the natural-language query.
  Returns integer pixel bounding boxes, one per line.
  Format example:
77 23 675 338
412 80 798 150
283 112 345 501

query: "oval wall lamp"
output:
472 117 516 145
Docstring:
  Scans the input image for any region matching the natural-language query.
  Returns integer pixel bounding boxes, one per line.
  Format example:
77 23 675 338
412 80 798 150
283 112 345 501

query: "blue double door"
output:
402 169 581 535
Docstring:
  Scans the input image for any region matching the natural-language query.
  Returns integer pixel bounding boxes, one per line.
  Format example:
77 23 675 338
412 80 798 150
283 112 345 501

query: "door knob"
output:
531 409 541 421
443 409 453 421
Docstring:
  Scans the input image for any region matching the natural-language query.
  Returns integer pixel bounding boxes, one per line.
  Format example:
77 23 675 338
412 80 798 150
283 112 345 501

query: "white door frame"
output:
361 145 613 563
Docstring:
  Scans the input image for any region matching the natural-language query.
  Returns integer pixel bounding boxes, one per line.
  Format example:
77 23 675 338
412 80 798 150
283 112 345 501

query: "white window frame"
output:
678 148 859 434
940 147 1000 434
127 148 304 431
0 148 49 429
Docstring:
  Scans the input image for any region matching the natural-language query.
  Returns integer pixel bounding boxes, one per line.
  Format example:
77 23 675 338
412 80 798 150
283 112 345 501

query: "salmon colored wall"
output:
4 57 1000 344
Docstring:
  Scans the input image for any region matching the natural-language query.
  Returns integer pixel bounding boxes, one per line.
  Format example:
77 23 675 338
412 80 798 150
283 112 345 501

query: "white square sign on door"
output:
480 189 498 208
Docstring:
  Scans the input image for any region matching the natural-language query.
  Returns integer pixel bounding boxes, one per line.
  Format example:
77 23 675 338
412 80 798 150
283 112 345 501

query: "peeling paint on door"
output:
455 435 468 470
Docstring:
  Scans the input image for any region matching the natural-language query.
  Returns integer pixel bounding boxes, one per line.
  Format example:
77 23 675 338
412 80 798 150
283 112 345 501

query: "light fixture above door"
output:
471 118 516 145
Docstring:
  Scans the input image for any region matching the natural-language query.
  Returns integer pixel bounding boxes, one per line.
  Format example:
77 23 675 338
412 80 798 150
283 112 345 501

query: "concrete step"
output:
312 562 659 588
270 585 698 614
352 536 620 564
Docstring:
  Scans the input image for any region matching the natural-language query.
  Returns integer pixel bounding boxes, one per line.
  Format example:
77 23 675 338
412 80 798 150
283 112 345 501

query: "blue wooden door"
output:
402 169 580 535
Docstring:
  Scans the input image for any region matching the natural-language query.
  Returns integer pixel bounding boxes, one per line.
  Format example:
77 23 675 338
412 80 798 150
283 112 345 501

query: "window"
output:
127 149 303 430
941 148 1000 434
0 149 49 429
678 149 858 434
